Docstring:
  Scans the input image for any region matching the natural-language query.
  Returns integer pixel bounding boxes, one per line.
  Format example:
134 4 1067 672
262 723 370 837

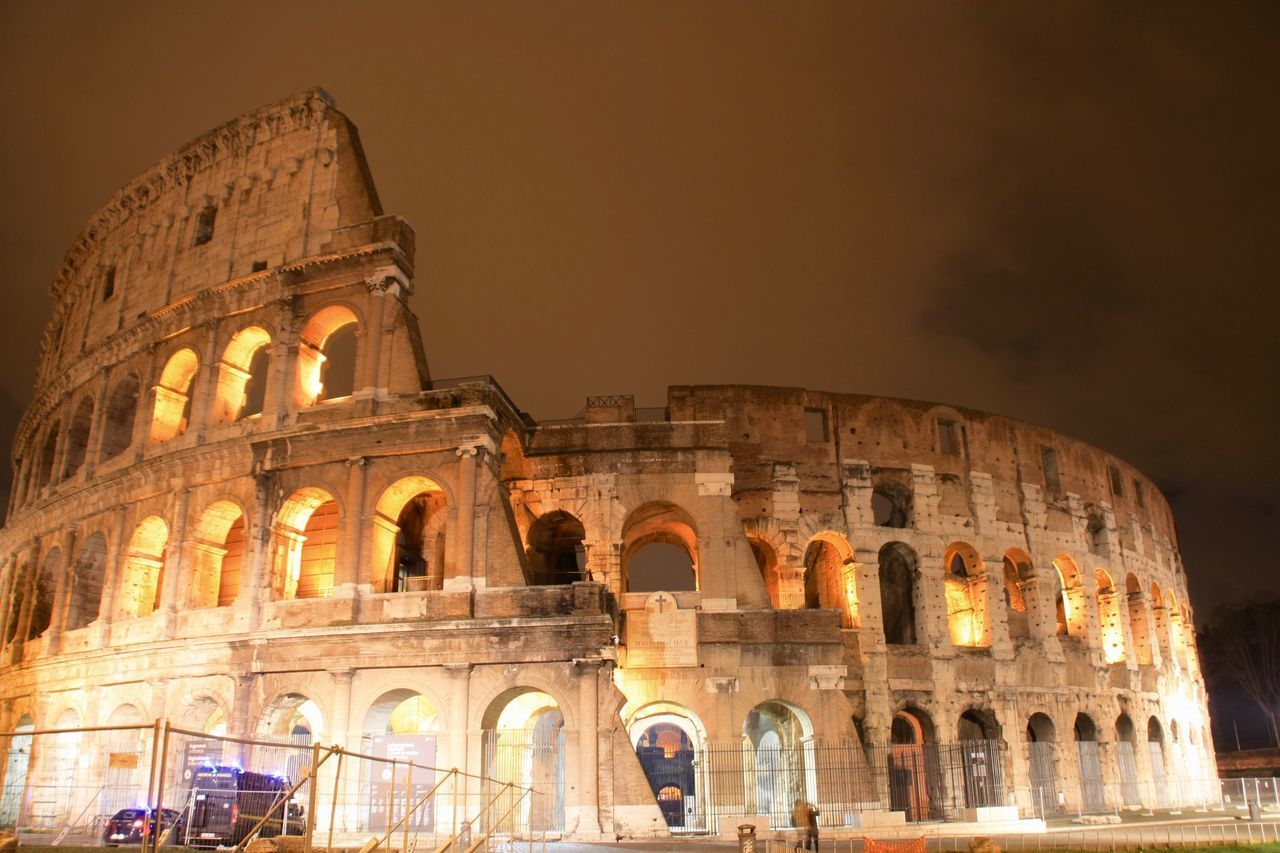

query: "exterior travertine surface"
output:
0 90 1213 839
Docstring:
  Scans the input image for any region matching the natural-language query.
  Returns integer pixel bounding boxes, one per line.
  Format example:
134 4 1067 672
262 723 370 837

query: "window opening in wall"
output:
1108 465 1124 496
150 348 200 443
320 324 358 400
102 266 116 301
622 502 699 593
1133 480 1144 508
62 397 94 480
252 260 268 272
241 346 270 418
392 491 447 592
937 419 962 455
36 422 60 490
194 206 217 246
878 542 918 645
872 481 911 528
527 510 587 586
1041 446 1060 492
101 374 141 460
804 408 828 442
1087 515 1106 555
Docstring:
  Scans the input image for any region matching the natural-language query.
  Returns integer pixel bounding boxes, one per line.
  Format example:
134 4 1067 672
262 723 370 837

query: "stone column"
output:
11 544 40 661
330 669 354 748
45 526 77 653
229 673 256 767
194 321 221 442
98 504 132 634
981 559 1014 659
360 277 391 398
133 344 161 462
448 446 478 589
337 457 367 594
159 488 191 637
444 663 472 835
573 659 603 836
0 553 18 652
238 474 274 630
83 369 111 479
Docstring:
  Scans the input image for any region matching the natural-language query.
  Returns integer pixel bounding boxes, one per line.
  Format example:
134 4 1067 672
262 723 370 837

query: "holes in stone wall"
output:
937 418 963 455
102 266 116 301
1041 446 1060 492
804 408 828 442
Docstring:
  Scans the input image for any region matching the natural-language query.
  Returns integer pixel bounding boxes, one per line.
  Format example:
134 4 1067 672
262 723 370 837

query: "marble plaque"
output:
626 591 698 668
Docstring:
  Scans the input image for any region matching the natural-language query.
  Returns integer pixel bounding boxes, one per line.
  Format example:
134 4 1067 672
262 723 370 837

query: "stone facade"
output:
0 90 1213 838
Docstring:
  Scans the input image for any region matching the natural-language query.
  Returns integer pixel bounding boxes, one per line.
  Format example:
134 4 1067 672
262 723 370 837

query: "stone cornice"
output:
49 88 334 303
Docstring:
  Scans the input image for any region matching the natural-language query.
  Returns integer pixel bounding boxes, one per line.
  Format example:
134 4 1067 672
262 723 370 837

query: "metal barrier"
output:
0 721 550 852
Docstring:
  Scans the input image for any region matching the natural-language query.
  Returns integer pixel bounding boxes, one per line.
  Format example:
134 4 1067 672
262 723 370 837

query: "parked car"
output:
102 808 185 846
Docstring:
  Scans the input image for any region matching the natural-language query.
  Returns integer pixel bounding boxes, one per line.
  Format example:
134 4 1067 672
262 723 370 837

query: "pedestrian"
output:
792 798 820 851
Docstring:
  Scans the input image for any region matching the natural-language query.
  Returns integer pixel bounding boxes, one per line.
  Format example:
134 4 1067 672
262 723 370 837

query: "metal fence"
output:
0 721 552 851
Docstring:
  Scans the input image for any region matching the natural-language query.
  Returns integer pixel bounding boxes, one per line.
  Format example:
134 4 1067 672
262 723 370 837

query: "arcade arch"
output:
481 688 566 833
150 348 199 443
298 305 359 405
371 476 447 593
879 542 918 645
1095 569 1127 664
801 533 858 627
526 510 586 586
214 325 272 423
118 516 168 619
943 542 986 647
189 501 246 608
271 488 339 600
622 503 698 593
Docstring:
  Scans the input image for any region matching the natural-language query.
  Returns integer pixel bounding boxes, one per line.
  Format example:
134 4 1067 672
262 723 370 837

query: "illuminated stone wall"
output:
0 91 1213 839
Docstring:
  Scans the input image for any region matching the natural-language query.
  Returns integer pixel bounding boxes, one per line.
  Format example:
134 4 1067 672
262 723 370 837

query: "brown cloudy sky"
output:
1 1 1276 621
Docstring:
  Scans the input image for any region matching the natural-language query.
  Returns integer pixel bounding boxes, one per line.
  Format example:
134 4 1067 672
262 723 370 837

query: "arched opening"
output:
1026 714 1060 815
957 710 1004 808
62 397 94 479
214 325 272 423
1052 557 1085 638
871 481 912 528
622 503 698 593
67 533 107 631
102 704 147 815
101 374 140 460
118 516 168 619
259 693 322 783
1147 717 1169 807
178 697 229 738
635 723 696 828
37 422 60 490
526 510 587 586
801 534 858 627
27 548 60 640
298 306 359 405
944 543 986 647
189 501 246 609
1074 714 1105 812
748 536 782 609
879 542 918 645
372 476 447 593
0 716 34 826
481 689 565 834
362 691 441 832
743 701 814 826
1115 714 1140 805
150 348 199 443
272 489 338 600
889 708 938 822
1125 573 1153 665
1003 550 1033 640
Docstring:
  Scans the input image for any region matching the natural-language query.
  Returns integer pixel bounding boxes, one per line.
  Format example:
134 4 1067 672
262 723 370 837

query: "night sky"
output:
1 2 1276 624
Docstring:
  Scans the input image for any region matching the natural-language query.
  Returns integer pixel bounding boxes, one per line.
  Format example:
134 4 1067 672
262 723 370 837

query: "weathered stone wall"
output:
0 90 1214 839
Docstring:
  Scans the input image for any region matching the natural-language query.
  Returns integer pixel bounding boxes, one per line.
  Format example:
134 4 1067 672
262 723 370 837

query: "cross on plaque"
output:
652 592 673 613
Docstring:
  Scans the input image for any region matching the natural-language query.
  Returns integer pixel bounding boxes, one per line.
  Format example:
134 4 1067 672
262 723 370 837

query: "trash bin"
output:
737 823 757 853
1248 800 1262 821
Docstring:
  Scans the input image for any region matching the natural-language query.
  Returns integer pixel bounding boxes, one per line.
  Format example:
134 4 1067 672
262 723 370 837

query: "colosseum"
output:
0 89 1214 841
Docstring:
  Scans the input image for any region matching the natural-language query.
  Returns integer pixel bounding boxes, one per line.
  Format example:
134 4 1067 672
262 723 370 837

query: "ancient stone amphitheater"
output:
0 89 1214 839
